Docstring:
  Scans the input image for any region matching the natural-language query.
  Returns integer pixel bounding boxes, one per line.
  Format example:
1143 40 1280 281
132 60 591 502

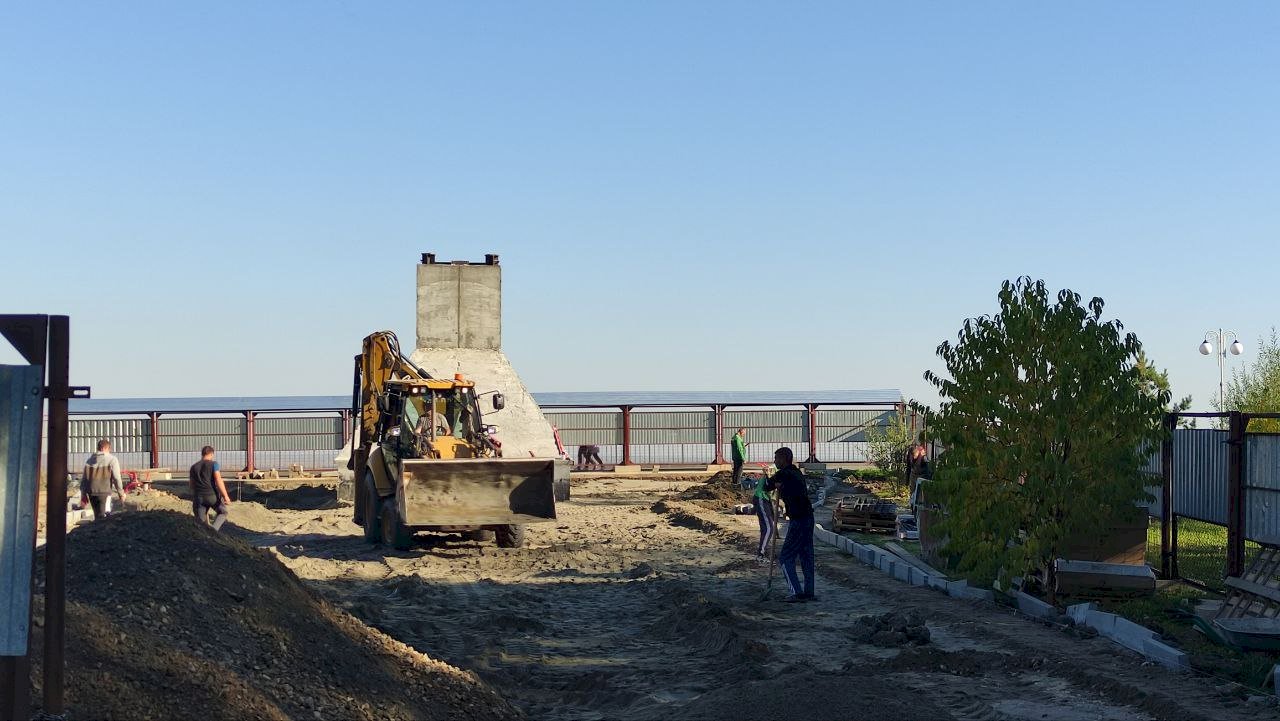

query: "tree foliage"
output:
1219 327 1280 433
1135 351 1193 427
864 411 913 485
922 278 1168 590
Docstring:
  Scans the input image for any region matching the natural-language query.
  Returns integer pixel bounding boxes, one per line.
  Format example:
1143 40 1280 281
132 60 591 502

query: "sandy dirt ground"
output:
107 478 1280 721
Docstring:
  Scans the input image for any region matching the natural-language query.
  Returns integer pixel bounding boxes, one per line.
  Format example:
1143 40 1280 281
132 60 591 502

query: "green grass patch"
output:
1143 517 1261 592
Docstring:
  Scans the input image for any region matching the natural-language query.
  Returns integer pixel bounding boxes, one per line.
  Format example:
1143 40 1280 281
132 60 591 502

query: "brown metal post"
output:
711 405 726 465
1160 413 1175 579
620 406 634 466
42 315 70 715
244 411 256 473
1226 410 1246 578
340 409 352 446
804 404 819 464
148 411 160 468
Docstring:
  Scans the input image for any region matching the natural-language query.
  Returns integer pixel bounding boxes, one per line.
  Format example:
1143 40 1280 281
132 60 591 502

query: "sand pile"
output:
29 510 519 721
675 471 748 510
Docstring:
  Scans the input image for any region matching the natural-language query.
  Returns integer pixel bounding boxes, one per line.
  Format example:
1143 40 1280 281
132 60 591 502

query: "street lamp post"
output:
1199 328 1244 411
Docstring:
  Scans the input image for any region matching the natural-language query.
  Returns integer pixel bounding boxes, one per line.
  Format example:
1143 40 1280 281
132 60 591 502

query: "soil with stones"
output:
41 481 1280 721
27 509 518 721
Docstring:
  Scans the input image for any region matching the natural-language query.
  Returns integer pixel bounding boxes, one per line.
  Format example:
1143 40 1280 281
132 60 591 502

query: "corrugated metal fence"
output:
548 407 894 465
68 414 346 473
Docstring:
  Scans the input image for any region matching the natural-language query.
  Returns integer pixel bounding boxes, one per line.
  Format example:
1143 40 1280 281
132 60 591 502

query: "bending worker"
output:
752 466 775 565
767 446 815 603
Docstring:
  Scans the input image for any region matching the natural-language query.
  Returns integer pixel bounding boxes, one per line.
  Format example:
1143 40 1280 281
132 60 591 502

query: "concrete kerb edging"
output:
811 520 1191 671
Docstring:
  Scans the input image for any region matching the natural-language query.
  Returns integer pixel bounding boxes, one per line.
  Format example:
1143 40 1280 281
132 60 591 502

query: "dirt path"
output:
126 479 1279 720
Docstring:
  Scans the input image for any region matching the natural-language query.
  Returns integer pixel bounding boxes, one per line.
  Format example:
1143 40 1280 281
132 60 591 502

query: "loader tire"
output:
380 498 414 551
362 472 382 544
495 524 525 549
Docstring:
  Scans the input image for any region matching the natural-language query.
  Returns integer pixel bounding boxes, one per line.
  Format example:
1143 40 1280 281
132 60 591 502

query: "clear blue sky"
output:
1 2 1276 409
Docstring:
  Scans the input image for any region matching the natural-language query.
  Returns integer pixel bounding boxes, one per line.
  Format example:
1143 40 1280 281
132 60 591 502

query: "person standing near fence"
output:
731 428 749 487
81 439 125 521
189 445 232 531
768 446 815 603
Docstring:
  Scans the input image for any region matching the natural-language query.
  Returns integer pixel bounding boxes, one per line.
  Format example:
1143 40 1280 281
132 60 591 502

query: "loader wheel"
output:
362 472 382 544
380 498 414 551
495 524 525 549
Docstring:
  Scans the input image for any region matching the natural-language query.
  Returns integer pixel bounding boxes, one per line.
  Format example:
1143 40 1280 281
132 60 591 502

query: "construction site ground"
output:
42 476 1280 720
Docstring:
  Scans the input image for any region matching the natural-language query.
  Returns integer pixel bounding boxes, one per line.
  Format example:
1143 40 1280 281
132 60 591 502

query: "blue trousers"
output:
754 497 775 557
778 515 815 597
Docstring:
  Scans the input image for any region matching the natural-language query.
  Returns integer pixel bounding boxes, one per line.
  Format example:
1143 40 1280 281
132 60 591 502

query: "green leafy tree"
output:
1218 327 1280 433
863 411 913 487
1135 351 1194 427
922 278 1168 595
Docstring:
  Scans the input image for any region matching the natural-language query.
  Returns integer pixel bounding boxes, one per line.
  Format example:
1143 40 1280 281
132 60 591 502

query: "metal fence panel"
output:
724 410 806 444
160 417 246 452
545 411 622 446
1246 434 1280 545
256 416 343 451
1 365 44 655
69 418 150 454
629 411 714 445
815 409 890 442
1172 428 1228 525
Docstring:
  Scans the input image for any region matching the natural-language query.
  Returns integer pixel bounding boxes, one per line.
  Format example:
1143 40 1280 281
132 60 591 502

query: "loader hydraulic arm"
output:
355 331 433 454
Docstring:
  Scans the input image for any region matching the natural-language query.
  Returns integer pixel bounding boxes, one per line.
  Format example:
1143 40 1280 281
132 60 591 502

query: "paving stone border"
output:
812 522 1190 671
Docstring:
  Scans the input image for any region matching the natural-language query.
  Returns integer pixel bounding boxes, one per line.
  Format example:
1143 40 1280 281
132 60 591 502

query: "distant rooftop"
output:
70 389 902 415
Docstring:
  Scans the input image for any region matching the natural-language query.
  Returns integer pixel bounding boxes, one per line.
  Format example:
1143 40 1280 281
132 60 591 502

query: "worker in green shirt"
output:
731 427 749 488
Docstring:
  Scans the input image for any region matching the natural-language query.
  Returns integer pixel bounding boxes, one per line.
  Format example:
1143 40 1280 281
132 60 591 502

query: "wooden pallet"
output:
1219 545 1280 620
831 494 898 534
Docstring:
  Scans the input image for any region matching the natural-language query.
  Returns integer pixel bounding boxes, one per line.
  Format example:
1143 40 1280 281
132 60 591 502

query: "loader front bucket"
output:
399 457 558 527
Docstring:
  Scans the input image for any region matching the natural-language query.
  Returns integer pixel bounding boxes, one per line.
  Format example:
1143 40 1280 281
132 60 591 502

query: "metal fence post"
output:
148 412 161 468
1226 410 1246 578
620 405 634 466
804 404 819 464
1160 413 1175 579
42 316 71 715
244 411 256 473
711 405 726 465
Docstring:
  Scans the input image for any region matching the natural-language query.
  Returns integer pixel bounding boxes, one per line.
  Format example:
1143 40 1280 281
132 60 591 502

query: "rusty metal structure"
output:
0 315 90 719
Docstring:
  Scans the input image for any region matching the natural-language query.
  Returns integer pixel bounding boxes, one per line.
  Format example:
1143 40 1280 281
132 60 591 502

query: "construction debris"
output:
831 494 899 533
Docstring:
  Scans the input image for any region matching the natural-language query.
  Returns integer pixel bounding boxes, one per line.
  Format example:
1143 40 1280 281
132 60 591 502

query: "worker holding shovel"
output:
769 447 815 603
751 464 775 565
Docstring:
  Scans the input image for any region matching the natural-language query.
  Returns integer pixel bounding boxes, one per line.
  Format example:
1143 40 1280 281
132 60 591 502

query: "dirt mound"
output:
646 591 770 661
29 511 519 721
848 611 932 647
674 471 748 510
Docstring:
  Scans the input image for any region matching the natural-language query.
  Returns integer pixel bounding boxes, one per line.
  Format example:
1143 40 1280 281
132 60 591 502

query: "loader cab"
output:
384 378 491 460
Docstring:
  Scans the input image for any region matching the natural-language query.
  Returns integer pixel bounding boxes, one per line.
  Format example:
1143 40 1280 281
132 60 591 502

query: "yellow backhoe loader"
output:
347 331 558 549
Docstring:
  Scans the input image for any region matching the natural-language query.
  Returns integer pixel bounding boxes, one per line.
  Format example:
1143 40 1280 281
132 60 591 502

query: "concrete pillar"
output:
410 253 559 458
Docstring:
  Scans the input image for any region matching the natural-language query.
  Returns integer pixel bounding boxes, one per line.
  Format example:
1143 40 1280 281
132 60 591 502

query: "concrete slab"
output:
927 575 949 591
911 573 930 587
1013 590 1060 621
1066 602 1095 625
1143 638 1189 670
1083 609 1119 636
962 587 995 603
893 563 913 584
1111 616 1157 653
946 580 969 598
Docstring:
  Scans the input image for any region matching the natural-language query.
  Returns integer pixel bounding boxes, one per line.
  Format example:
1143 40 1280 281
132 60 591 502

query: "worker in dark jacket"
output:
81 439 125 521
766 446 815 602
